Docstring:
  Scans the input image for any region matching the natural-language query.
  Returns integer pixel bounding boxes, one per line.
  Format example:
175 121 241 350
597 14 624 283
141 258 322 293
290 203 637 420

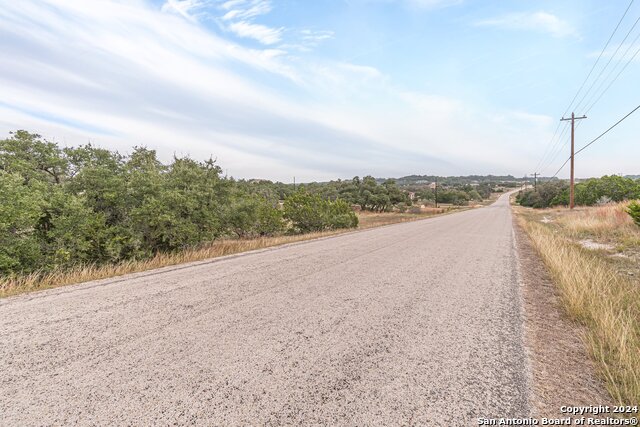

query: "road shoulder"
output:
513 217 612 417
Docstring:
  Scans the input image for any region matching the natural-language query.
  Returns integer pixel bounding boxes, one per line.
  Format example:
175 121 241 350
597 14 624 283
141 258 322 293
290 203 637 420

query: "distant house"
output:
428 182 437 189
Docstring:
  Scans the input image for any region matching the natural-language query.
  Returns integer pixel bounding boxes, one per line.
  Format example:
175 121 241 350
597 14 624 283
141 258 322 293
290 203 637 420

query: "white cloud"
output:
476 11 578 39
161 0 208 21
227 21 283 44
221 0 271 20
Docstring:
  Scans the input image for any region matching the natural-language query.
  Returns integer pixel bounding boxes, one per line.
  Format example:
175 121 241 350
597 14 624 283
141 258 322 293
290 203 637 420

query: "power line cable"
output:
533 0 635 172
575 103 640 155
584 41 640 114
573 11 640 112
534 121 562 172
539 125 570 173
550 103 640 177
563 0 635 115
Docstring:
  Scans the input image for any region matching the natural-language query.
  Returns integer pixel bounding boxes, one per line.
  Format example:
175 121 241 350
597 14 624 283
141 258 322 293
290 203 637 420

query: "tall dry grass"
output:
556 202 639 241
520 218 640 405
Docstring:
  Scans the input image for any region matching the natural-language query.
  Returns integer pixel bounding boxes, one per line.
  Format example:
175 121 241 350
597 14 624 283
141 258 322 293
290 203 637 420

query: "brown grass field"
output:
0 207 460 299
515 201 640 406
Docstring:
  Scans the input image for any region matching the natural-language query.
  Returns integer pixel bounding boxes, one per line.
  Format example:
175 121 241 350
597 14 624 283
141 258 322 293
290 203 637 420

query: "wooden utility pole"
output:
434 176 438 208
560 113 587 209
531 172 538 191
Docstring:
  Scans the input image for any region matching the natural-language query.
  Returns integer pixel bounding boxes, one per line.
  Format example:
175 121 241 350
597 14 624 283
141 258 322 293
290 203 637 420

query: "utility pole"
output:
560 113 587 209
434 176 438 208
293 176 296 192
531 172 538 191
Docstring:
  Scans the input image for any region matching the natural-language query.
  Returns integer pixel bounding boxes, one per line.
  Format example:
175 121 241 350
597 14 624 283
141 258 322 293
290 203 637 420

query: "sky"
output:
0 0 638 182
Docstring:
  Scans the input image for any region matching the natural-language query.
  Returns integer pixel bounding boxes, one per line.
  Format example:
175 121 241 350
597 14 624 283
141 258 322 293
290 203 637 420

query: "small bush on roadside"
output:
283 192 357 234
627 201 640 227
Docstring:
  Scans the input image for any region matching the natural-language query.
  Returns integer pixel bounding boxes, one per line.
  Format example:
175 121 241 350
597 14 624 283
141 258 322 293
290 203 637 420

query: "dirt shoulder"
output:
513 218 612 416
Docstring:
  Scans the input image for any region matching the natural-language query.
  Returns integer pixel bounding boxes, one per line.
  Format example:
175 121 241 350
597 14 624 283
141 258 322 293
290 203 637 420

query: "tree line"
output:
0 131 357 275
516 175 640 209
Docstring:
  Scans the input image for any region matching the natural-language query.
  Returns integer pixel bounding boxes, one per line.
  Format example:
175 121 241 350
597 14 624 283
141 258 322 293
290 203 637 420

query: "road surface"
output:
1 192 530 426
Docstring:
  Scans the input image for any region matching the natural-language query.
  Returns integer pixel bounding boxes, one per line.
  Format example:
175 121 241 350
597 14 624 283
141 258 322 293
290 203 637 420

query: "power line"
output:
539 125 570 174
564 0 635 115
550 103 640 177
584 41 640 114
550 155 571 179
534 121 562 172
533 0 635 172
575 103 640 155
573 11 640 113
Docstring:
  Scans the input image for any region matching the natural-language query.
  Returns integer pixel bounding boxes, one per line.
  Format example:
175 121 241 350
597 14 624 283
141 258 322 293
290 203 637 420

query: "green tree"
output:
0 130 68 184
0 172 46 273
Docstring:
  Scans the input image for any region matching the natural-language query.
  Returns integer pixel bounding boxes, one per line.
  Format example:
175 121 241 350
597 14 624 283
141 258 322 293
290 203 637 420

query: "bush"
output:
628 201 640 227
517 181 568 208
283 192 357 234
225 195 284 238
327 199 359 229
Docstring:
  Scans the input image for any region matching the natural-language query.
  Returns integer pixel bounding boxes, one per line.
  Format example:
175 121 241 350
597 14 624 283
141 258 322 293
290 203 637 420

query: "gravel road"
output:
1 192 530 426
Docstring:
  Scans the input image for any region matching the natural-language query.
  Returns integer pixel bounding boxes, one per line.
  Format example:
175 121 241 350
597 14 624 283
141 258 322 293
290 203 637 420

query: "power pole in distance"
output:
531 172 538 191
434 176 438 208
560 113 587 209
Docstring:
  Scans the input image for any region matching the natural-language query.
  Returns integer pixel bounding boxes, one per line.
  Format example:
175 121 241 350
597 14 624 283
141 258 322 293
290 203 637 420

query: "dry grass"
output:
517 207 640 406
0 208 459 299
555 202 640 242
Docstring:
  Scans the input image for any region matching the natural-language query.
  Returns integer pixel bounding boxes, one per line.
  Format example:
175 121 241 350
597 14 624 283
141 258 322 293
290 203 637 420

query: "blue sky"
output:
0 0 638 181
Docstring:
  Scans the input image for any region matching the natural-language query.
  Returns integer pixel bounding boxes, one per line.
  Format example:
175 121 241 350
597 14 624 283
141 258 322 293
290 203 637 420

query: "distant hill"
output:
387 174 524 187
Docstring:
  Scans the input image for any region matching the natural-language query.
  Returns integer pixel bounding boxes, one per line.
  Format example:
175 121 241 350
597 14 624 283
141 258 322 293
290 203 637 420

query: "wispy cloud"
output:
161 0 209 21
227 21 283 44
215 0 283 45
221 0 271 20
476 11 578 39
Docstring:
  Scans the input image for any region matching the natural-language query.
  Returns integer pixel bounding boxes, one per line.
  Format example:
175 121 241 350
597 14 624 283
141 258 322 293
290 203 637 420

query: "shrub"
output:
283 192 357 234
517 181 568 208
225 195 284 238
327 199 358 229
628 201 640 227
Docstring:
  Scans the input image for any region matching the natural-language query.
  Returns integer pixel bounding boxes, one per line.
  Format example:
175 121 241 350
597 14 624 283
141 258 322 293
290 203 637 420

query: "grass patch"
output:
516 204 640 406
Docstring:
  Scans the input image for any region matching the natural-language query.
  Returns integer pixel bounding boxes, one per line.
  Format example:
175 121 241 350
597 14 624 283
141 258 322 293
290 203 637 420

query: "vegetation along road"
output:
1 192 530 425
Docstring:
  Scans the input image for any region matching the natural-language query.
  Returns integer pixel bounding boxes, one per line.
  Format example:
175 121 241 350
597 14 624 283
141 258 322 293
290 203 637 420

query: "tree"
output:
0 130 68 184
0 172 46 273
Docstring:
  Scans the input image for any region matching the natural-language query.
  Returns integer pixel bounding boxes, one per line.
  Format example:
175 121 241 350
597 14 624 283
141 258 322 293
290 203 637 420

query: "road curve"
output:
1 193 530 426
